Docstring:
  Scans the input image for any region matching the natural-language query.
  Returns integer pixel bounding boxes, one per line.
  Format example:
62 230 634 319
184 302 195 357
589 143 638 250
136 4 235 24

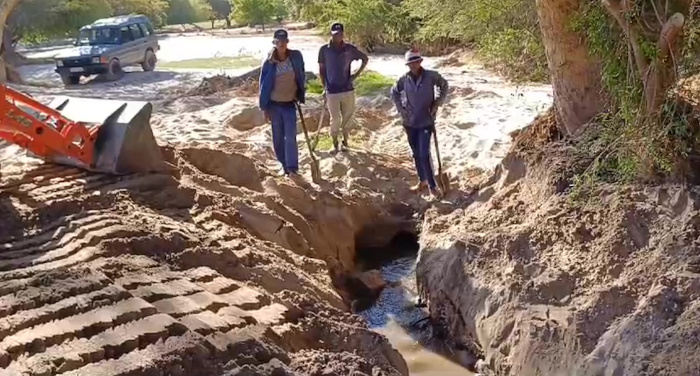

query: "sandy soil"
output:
417 115 700 375
1 34 555 375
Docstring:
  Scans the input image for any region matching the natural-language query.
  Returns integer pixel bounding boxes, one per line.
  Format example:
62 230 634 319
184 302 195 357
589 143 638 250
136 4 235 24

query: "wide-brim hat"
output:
405 49 423 64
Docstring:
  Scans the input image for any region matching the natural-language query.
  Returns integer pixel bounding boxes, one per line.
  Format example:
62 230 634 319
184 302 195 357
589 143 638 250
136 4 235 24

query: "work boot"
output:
410 181 428 192
429 186 443 199
287 171 303 182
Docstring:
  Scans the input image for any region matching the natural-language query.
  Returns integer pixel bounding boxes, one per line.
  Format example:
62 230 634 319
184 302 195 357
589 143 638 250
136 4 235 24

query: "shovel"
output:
432 125 451 193
310 94 327 152
295 102 322 183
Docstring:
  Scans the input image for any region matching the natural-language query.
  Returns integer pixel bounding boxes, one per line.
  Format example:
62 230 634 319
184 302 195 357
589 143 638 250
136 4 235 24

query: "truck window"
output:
77 27 119 46
129 24 143 40
120 26 133 42
138 23 152 36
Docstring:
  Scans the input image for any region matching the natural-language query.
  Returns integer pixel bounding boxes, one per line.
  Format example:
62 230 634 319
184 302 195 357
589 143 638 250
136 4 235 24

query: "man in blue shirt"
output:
391 49 449 197
318 23 369 153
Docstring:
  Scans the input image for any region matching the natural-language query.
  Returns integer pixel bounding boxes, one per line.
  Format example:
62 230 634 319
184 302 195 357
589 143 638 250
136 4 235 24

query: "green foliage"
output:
403 0 545 81
11 0 111 40
352 71 394 96
106 0 170 26
478 28 547 82
295 0 543 80
272 0 289 22
167 0 212 25
313 131 369 150
567 0 700 189
159 55 259 69
297 0 415 49
232 0 286 27
307 71 393 96
208 0 232 19
10 0 170 41
307 77 323 95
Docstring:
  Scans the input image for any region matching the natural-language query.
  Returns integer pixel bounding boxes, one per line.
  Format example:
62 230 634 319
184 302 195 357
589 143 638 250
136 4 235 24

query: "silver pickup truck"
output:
53 15 160 86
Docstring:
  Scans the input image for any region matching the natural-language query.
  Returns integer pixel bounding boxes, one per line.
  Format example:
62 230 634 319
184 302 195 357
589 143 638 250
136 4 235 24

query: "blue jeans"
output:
405 127 436 189
269 102 298 173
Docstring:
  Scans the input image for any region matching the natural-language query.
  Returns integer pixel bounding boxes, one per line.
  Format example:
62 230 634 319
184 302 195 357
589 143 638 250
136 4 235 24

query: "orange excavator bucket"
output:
0 85 166 174
47 95 166 174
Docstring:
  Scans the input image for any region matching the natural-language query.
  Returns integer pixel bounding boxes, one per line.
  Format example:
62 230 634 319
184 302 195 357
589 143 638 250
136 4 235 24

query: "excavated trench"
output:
0 54 546 374
349 224 477 375
0 137 487 376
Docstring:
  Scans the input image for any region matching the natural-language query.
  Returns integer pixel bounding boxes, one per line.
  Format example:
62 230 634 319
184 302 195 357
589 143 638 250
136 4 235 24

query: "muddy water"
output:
359 257 474 375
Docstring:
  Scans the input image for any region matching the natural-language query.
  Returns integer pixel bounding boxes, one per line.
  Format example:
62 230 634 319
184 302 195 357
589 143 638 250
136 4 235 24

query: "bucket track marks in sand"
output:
0 151 408 375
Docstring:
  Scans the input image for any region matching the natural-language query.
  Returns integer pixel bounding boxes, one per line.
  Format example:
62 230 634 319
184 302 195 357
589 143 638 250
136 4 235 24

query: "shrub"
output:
307 71 394 97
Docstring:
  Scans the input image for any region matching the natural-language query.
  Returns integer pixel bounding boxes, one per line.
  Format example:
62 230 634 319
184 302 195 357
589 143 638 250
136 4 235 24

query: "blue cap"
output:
273 29 288 40
330 23 344 35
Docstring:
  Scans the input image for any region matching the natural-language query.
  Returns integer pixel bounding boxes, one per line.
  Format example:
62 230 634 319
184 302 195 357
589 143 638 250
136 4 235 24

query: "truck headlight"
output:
56 60 64 67
92 57 100 64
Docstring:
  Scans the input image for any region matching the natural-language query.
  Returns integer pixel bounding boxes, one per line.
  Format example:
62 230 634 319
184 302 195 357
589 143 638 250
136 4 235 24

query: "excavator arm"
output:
0 84 97 168
0 84 165 174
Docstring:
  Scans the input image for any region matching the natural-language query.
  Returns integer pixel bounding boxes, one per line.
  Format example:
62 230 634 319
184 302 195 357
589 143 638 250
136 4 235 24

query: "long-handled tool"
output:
309 94 327 152
432 126 451 193
310 93 358 153
295 102 322 183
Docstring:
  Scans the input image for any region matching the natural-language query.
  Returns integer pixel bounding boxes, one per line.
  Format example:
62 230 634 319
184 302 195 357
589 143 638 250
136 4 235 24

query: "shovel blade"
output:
47 96 166 174
437 172 451 192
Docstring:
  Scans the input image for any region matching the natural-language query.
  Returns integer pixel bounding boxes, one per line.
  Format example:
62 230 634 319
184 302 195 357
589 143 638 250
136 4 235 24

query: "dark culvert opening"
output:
355 229 420 271
345 222 479 374
342 222 420 313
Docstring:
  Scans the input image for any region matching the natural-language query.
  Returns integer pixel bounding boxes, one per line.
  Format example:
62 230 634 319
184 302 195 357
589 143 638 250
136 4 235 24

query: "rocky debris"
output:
188 69 318 97
344 270 388 314
225 106 266 131
188 69 261 97
357 270 387 294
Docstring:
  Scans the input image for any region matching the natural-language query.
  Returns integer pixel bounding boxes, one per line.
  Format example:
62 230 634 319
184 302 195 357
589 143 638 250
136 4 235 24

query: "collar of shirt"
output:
327 40 346 49
268 48 290 63
408 68 424 82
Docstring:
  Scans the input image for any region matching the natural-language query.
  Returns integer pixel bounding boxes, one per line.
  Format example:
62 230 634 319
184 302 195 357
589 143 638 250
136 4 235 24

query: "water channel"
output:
358 256 475 375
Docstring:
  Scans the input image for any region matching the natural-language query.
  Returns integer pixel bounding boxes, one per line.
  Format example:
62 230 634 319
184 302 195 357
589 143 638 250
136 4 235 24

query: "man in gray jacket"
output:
391 49 449 196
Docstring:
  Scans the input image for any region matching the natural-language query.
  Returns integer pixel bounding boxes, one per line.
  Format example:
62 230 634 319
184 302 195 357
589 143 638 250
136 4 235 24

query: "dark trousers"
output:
405 126 436 189
269 101 298 173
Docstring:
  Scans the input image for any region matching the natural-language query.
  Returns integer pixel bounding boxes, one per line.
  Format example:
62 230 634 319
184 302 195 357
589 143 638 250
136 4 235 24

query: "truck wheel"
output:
141 50 156 72
60 74 80 86
105 59 124 81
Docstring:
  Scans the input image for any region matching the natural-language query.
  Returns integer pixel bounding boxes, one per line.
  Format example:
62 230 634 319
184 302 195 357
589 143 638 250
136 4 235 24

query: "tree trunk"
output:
602 0 686 117
536 0 605 136
0 0 21 83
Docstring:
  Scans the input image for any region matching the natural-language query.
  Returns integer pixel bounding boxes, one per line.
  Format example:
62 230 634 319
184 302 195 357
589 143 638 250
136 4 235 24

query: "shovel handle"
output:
295 102 318 165
431 126 443 174
310 95 327 151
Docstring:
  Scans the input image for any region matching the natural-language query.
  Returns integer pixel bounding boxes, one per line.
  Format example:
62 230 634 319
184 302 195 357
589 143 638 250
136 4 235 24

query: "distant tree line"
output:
6 0 236 45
